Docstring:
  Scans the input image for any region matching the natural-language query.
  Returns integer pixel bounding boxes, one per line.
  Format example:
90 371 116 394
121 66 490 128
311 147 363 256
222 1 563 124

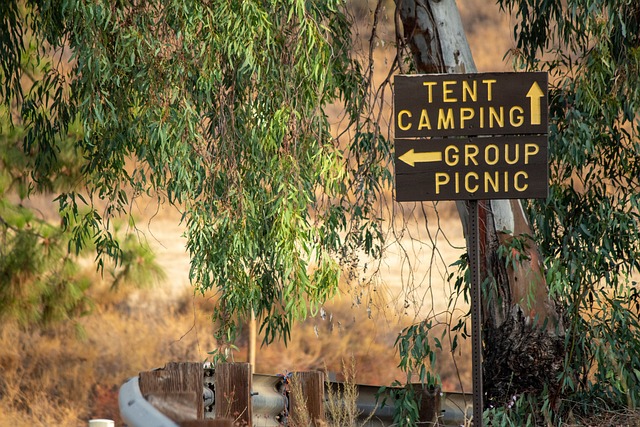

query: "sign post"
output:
393 72 549 426
468 199 482 427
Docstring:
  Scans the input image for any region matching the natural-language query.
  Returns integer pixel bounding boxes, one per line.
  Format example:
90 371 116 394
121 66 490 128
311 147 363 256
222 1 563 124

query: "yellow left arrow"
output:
398 149 442 167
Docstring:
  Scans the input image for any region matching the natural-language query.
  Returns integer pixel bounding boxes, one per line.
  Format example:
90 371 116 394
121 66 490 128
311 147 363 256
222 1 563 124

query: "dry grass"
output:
0 281 218 426
287 356 377 427
0 272 472 425
288 374 314 427
324 357 374 427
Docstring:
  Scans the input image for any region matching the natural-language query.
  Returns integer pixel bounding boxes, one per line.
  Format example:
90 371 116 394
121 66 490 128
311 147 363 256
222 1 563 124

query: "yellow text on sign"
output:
396 106 526 132
421 79 497 103
395 80 543 132
434 171 530 194
443 143 539 166
432 142 540 195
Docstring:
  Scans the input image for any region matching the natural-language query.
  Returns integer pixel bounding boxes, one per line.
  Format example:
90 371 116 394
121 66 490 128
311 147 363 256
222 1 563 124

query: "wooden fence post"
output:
289 371 325 426
214 362 252 426
412 383 442 426
139 362 204 422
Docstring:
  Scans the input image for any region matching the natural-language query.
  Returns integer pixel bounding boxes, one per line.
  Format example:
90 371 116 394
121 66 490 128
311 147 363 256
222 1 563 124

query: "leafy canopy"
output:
497 0 640 417
1 0 390 343
1 2 167 327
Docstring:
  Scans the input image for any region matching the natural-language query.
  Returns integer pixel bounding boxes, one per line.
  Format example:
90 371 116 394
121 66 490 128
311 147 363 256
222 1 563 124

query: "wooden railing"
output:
119 362 471 426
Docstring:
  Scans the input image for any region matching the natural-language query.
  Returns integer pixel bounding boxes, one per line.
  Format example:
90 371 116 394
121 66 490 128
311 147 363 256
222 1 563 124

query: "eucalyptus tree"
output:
0 2 165 326
502 0 640 420
395 0 640 423
0 0 389 342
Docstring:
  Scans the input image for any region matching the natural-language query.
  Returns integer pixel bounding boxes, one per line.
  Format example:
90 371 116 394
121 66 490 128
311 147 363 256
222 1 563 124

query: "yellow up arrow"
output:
398 149 442 167
526 81 544 125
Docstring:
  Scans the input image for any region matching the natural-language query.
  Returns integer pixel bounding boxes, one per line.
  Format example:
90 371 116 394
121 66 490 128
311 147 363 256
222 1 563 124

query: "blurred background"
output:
0 0 515 425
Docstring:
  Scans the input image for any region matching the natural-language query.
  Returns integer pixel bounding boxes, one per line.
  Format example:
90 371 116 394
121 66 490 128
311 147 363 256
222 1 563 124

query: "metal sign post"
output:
468 200 483 426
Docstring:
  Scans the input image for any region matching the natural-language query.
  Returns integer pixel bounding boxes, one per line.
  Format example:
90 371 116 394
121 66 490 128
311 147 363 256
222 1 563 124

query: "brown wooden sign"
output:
394 72 548 138
395 136 548 201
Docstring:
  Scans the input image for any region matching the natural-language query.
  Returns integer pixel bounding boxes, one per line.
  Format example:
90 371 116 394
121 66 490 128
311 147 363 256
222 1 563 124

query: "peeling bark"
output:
395 0 565 406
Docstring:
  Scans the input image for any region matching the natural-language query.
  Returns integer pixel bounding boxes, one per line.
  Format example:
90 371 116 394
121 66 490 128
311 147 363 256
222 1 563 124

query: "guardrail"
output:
119 376 179 427
119 362 471 426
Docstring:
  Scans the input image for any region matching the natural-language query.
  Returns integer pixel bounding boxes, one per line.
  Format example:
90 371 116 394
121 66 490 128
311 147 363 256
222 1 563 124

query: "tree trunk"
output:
395 0 565 407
